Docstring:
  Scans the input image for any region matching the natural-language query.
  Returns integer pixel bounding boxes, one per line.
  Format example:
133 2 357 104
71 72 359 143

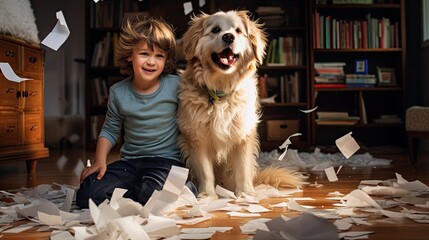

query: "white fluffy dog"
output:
177 10 304 198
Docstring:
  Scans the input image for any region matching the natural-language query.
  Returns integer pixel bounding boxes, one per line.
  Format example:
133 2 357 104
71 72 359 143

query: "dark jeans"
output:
76 156 197 208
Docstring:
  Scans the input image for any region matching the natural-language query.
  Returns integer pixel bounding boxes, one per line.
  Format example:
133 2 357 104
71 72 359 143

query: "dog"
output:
177 10 304 198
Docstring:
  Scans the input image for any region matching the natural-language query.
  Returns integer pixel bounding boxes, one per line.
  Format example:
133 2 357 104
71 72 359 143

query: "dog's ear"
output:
237 10 267 65
181 12 209 61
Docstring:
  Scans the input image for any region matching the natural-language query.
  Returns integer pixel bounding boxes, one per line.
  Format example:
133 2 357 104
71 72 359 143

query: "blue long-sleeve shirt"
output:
99 74 182 163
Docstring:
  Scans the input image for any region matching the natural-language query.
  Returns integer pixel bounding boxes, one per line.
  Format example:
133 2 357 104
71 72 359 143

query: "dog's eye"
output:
211 26 220 33
236 28 242 34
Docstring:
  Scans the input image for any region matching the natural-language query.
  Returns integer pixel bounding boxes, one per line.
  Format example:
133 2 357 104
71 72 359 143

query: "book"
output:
314 83 347 88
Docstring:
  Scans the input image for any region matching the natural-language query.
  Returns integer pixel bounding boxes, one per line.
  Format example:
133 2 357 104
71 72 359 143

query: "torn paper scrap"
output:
324 166 338 182
254 213 339 240
0 62 31 82
199 0 206 7
150 166 189 215
215 185 237 199
345 189 381 209
278 133 302 160
41 11 70 51
299 106 318 113
335 132 360 159
183 2 193 15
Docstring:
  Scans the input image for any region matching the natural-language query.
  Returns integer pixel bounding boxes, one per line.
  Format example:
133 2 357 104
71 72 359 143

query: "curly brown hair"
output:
115 14 176 76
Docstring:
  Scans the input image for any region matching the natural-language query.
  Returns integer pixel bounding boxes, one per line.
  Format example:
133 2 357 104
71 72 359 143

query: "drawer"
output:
23 80 43 110
22 47 42 79
0 75 21 109
24 113 42 144
0 39 21 73
0 111 20 147
266 120 300 141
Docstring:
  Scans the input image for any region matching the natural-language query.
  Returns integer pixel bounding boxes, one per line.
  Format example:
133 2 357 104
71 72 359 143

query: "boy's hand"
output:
80 161 107 183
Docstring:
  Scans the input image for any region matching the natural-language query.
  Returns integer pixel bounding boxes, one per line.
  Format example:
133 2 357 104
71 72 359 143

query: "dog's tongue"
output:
219 48 236 65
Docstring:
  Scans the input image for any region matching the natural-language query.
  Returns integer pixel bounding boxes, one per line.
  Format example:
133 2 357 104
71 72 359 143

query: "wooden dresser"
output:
0 35 49 174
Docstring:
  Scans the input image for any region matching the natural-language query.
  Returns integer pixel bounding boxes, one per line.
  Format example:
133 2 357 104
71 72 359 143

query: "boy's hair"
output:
116 14 176 75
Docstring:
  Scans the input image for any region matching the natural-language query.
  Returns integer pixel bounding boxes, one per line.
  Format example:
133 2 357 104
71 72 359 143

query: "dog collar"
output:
207 89 226 104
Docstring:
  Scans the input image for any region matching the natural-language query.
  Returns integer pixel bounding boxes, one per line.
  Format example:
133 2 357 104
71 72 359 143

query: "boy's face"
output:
128 39 167 84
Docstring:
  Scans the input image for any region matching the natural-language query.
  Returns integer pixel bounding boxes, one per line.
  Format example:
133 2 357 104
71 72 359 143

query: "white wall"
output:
31 0 86 147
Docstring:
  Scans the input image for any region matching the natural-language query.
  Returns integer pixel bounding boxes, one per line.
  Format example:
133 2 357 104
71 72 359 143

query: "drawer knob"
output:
5 50 15 57
29 56 37 63
30 124 39 131
6 125 16 132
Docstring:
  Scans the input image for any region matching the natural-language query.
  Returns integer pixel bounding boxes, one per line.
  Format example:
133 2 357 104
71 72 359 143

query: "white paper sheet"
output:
278 133 302 160
41 11 70 51
183 2 193 15
0 62 31 82
335 132 360 159
299 106 318 113
325 166 339 182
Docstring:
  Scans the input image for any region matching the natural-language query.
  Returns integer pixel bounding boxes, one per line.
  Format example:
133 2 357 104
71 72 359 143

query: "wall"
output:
31 0 85 148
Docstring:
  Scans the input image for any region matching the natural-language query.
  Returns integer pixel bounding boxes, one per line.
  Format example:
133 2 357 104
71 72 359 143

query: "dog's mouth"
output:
211 48 239 70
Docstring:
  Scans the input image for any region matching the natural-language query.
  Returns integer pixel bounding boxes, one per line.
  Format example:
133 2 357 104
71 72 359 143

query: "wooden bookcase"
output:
84 0 407 152
309 0 407 151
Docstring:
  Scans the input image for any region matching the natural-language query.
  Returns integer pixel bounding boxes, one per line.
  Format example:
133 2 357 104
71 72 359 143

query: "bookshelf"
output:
309 0 407 151
254 0 311 151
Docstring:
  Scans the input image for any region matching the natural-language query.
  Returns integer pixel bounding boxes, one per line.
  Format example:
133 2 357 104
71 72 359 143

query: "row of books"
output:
255 6 285 27
258 72 301 103
91 32 119 67
313 11 399 49
314 62 345 84
316 111 360 125
265 36 304 66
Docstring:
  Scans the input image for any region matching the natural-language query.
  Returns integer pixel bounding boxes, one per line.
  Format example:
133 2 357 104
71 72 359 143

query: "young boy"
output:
76 15 195 208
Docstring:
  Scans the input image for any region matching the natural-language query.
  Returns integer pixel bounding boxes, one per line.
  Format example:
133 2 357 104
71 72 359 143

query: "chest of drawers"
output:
0 35 49 174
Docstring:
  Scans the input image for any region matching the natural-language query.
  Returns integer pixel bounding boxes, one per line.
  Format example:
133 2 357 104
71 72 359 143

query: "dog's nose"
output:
222 33 235 44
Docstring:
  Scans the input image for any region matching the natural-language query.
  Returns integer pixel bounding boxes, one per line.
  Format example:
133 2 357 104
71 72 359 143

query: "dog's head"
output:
181 10 267 76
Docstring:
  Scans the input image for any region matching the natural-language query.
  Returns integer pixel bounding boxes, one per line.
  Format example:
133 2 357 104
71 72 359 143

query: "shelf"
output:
314 4 401 9
316 123 403 127
262 102 307 107
259 65 307 70
313 48 402 52
314 87 402 92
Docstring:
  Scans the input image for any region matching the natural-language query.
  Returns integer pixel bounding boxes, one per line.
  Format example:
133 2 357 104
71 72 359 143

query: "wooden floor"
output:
0 147 428 239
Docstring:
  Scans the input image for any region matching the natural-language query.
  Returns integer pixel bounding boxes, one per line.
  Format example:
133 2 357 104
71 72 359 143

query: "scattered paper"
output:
325 166 339 182
215 185 237 199
198 0 206 7
0 62 31 82
183 2 193 15
254 213 339 240
335 132 360 159
278 133 302 160
41 11 70 51
299 106 318 113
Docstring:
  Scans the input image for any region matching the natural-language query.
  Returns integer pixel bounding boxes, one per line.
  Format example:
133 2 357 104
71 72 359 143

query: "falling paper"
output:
183 2 193 15
335 132 360 159
41 11 70 51
324 166 338 182
199 0 206 7
278 133 302 160
299 106 318 113
0 63 31 82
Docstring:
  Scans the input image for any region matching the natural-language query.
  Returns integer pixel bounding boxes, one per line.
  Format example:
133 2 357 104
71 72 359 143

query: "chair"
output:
406 106 429 164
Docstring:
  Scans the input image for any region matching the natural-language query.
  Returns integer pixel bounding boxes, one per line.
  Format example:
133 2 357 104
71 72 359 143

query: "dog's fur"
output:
177 10 304 198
